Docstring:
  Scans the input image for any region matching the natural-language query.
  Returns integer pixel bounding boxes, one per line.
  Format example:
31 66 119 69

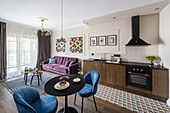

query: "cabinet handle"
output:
128 72 150 77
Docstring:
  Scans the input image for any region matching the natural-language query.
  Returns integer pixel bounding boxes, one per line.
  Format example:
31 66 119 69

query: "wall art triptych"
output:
90 35 117 46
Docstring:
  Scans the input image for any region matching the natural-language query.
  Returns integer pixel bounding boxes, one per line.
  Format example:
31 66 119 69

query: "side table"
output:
30 72 43 86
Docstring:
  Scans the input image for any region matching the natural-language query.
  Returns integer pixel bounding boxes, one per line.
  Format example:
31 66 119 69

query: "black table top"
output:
44 75 85 96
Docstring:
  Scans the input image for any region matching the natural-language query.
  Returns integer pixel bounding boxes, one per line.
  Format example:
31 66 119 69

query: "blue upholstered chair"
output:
13 87 58 113
74 71 100 113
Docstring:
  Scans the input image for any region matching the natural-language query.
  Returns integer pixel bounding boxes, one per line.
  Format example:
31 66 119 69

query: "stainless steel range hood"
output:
126 16 151 46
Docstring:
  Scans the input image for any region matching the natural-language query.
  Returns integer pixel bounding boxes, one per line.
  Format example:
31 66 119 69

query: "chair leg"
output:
81 97 84 113
93 95 97 111
74 93 77 105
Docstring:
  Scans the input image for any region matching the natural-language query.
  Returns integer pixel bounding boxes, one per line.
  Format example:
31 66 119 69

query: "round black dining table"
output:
44 75 85 113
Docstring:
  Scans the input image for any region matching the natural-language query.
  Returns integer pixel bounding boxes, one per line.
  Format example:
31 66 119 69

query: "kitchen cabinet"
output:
83 60 169 102
106 64 125 87
83 61 106 83
152 69 169 99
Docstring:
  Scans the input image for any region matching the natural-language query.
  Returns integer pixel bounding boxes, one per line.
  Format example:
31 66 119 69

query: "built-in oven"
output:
126 65 152 90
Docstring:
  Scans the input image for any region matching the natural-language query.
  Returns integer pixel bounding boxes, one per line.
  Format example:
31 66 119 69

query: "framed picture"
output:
107 35 117 46
90 36 97 46
70 37 83 53
98 36 106 46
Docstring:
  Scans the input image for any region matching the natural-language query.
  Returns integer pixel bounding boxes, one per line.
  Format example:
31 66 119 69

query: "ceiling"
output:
0 0 168 31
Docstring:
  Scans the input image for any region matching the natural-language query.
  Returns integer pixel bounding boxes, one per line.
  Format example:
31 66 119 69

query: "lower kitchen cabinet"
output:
152 69 169 99
106 64 125 87
83 60 169 102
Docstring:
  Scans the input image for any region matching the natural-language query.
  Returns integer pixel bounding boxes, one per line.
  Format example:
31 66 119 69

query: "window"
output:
6 24 38 79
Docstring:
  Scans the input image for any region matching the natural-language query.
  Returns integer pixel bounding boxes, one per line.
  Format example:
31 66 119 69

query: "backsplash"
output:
89 47 150 63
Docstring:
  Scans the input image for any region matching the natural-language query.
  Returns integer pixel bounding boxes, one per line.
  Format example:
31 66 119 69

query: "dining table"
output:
44 75 85 113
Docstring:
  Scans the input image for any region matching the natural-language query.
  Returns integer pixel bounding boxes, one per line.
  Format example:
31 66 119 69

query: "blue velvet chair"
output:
74 71 100 113
13 86 58 113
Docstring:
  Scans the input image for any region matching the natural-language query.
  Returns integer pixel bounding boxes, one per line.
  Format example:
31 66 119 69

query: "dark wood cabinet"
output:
83 60 169 102
93 62 106 83
106 64 125 87
83 61 94 77
152 69 169 99
83 61 106 83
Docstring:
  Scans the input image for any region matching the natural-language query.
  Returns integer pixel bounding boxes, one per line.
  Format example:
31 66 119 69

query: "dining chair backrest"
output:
84 71 100 94
13 87 40 113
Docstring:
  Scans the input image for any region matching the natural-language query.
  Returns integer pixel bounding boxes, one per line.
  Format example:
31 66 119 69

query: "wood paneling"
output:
93 62 106 83
106 64 125 87
83 61 106 83
152 69 169 99
83 61 94 76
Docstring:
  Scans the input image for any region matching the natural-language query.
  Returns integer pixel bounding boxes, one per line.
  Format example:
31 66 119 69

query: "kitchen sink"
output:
93 59 107 62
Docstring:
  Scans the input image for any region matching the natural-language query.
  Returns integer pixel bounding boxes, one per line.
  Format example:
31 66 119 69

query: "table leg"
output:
40 74 42 81
25 73 28 85
37 75 40 86
57 96 78 113
30 76 34 85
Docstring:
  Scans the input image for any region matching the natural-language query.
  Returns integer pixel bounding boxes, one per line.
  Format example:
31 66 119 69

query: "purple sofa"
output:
42 56 78 75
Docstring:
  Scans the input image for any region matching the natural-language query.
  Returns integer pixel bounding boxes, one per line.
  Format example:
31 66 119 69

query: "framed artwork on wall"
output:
70 37 83 53
56 39 65 52
107 35 117 46
90 36 97 46
98 36 106 46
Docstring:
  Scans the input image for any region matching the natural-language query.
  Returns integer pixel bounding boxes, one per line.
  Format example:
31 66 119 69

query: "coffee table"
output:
44 75 85 113
30 71 43 86
21 69 35 85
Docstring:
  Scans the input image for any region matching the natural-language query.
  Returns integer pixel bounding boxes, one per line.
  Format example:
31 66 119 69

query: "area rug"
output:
95 84 170 113
3 75 52 95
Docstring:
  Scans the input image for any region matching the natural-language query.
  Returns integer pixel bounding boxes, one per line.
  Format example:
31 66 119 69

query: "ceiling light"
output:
38 17 48 36
58 0 66 43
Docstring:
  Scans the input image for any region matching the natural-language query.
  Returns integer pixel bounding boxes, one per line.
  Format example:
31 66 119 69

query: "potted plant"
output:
40 58 44 65
78 61 82 69
146 56 157 65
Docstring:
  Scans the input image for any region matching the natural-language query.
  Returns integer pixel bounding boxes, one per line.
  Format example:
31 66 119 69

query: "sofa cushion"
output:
48 58 56 64
43 64 60 70
65 61 70 67
62 57 78 65
69 61 75 66
53 65 68 74
54 56 64 64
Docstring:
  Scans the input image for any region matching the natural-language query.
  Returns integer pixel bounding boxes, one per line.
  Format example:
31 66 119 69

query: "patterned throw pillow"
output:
69 61 75 66
48 58 56 64
65 61 70 67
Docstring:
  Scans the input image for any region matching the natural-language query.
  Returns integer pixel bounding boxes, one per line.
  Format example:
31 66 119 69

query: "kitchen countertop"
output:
84 59 169 70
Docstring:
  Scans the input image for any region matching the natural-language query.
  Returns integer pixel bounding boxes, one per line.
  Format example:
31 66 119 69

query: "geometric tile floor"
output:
95 84 170 113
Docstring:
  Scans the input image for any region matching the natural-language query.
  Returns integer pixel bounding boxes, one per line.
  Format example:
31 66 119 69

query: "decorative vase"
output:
151 61 154 65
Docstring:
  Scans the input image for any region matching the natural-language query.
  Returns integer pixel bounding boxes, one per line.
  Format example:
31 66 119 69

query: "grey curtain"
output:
0 22 6 80
36 30 51 69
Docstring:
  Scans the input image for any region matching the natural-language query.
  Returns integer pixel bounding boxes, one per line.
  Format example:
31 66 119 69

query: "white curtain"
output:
6 23 38 78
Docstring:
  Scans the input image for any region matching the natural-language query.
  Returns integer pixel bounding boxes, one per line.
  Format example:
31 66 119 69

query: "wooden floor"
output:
0 72 134 113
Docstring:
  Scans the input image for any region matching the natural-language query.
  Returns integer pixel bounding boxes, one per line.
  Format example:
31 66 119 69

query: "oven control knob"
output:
137 68 139 71
133 68 135 71
140 69 143 72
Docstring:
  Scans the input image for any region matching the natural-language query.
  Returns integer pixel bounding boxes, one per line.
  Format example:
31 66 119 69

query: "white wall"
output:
159 1 170 105
51 14 159 63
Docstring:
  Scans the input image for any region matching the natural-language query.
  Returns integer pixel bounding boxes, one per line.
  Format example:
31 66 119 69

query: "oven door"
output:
126 71 152 90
